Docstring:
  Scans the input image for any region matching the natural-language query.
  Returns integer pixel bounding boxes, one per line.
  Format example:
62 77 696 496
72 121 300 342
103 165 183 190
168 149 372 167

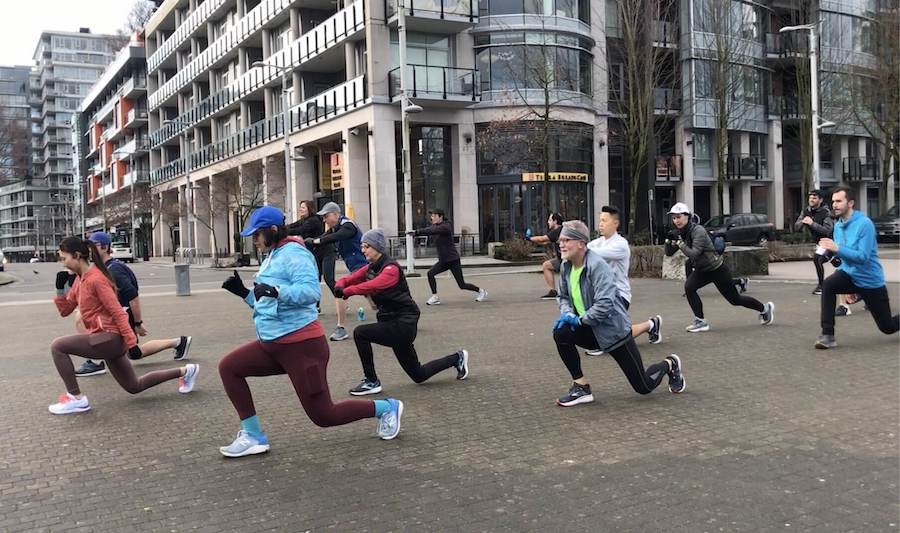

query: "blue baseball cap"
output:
88 231 112 247
240 206 286 237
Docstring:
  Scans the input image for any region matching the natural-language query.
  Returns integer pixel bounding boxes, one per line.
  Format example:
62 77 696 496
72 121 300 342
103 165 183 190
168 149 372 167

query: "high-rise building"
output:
0 66 36 260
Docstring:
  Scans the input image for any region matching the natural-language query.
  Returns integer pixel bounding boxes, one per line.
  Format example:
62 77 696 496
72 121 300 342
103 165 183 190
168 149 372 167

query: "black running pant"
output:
427 259 479 294
552 325 669 394
353 318 458 383
820 270 899 336
685 260 744 291
321 253 338 295
813 253 829 287
685 264 764 319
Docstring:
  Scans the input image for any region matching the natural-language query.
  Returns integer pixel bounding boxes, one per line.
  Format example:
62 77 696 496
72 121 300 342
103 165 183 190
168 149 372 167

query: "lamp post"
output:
251 61 296 223
780 23 824 191
398 0 424 275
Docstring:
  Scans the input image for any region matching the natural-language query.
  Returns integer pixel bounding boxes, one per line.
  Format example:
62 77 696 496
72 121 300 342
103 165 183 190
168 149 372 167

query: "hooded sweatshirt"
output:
833 210 885 288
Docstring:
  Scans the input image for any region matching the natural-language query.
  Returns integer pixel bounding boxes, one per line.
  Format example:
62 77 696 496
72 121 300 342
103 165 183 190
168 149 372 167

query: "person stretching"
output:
336 228 469 395
218 207 404 458
408 208 487 306
48 237 198 415
551 221 685 407
527 212 564 299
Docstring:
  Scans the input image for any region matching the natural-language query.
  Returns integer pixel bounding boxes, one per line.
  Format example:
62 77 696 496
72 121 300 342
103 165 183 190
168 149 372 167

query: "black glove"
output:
666 228 682 242
222 270 250 299
830 256 842 268
304 237 315 248
333 286 345 299
127 346 143 360
55 271 74 290
253 282 278 300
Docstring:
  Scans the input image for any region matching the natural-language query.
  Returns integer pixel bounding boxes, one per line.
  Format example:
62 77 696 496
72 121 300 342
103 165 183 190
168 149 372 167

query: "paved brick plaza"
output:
1 270 897 532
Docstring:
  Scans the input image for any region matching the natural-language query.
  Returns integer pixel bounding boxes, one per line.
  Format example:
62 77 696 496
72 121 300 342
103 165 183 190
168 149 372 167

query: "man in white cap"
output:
664 202 774 332
306 202 368 341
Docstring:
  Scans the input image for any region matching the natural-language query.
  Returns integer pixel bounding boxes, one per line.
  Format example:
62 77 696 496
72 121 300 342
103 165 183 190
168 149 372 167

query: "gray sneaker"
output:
815 335 837 349
685 318 710 333
648 315 663 344
349 378 382 396
330 326 349 341
759 301 775 325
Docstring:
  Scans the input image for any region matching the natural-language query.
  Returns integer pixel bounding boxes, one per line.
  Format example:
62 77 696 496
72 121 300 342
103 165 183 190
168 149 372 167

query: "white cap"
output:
668 202 691 215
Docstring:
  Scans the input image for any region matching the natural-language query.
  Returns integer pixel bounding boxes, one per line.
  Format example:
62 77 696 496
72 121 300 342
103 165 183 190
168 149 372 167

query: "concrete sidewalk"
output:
148 253 533 272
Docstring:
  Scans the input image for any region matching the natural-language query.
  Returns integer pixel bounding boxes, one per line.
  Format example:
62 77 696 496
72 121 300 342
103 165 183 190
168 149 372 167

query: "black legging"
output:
813 253 829 287
427 259 479 294
353 318 458 383
553 325 669 394
320 253 338 295
821 270 899 336
685 260 744 290
685 264 765 319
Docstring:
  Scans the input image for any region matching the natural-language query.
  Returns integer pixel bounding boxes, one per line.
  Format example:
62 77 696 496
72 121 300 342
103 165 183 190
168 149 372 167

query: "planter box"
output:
663 245 768 280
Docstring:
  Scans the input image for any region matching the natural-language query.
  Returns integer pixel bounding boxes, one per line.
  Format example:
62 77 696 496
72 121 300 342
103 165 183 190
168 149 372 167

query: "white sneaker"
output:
475 288 488 302
48 393 90 415
585 349 604 356
178 363 199 393
426 295 442 306
685 318 710 333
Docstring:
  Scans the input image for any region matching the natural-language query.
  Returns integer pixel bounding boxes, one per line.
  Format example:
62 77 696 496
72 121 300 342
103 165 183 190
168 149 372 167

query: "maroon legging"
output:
50 332 182 395
218 335 375 426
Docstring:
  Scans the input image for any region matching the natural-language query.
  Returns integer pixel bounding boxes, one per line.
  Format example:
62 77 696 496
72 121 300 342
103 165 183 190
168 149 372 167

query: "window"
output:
693 132 712 170
475 39 592 95
695 61 712 98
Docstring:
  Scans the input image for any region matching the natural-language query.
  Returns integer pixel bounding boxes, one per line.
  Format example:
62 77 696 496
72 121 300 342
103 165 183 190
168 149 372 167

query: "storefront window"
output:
395 125 453 232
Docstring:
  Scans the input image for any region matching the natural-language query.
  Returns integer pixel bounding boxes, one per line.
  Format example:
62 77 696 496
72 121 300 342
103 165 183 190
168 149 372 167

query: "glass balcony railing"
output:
385 0 475 20
148 0 228 73
653 88 680 110
765 32 808 56
726 153 767 180
151 76 368 187
388 65 480 100
842 157 878 180
149 0 365 147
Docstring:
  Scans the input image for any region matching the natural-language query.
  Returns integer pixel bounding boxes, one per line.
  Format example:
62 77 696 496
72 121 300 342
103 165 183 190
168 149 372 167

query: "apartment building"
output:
77 33 152 257
145 0 895 259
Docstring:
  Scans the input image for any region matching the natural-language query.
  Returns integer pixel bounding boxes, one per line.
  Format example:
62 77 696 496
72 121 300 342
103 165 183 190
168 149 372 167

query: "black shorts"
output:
549 258 561 272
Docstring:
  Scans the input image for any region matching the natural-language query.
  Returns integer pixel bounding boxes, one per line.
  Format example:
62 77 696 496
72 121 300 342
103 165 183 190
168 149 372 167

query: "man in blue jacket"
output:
815 184 899 349
552 220 685 407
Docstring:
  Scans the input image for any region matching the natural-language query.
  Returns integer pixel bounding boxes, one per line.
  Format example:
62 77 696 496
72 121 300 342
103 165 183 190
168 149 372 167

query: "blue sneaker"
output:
219 430 270 458
377 399 404 440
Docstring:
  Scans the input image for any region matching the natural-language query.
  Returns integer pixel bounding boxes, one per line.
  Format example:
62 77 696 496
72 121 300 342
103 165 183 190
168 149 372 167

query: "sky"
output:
0 0 137 66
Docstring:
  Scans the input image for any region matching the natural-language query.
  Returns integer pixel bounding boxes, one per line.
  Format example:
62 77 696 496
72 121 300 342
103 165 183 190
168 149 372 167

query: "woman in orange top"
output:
48 237 199 415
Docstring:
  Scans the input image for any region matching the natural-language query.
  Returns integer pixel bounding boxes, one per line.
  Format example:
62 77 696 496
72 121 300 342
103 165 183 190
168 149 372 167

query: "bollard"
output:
174 264 191 296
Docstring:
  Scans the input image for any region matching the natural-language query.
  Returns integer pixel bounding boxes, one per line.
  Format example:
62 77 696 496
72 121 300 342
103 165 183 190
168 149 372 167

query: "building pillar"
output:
451 123 478 242
209 174 231 256
263 154 287 211
293 145 316 208
594 119 610 216
835 137 849 185
767 120 784 229
194 179 211 256
854 137 869 213
344 128 371 230
739 182 752 213
178 185 189 250
887 154 896 210
676 125 693 207
345 42 357 78
368 109 399 235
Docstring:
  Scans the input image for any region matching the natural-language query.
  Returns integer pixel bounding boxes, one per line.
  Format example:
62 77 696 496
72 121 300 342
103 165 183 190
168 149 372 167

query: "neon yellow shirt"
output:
569 265 585 316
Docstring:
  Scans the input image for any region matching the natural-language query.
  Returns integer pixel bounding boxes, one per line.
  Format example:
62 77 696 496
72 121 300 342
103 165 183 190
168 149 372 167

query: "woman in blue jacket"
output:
217 206 404 458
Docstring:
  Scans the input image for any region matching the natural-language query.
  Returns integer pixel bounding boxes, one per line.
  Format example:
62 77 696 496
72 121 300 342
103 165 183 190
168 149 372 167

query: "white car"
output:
111 241 134 263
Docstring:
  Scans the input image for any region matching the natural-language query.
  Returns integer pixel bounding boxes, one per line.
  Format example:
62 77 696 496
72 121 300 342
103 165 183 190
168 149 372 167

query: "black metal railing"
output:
388 233 478 258
765 32 808 56
726 153 767 180
385 0 475 21
842 157 878 181
388 65 480 101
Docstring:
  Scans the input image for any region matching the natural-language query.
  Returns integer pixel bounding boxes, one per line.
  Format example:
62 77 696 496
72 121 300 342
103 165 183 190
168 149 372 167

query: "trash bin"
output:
174 264 191 296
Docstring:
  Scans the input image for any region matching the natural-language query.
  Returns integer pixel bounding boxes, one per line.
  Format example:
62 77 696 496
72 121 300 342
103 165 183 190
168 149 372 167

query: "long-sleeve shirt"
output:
414 219 460 262
335 261 401 297
587 232 631 303
834 210 885 288
54 266 138 348
793 205 834 242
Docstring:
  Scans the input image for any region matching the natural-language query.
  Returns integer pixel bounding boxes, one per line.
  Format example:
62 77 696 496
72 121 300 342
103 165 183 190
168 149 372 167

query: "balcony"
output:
147 0 229 73
652 20 678 47
655 155 682 181
842 157 878 181
151 76 369 187
388 65 479 106
765 32 808 58
386 0 477 33
726 153 767 180
123 170 149 187
123 76 148 98
125 108 149 128
653 88 680 112
149 0 366 146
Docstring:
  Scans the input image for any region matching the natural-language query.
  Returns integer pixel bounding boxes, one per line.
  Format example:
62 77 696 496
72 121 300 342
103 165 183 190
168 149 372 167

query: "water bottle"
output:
357 307 365 321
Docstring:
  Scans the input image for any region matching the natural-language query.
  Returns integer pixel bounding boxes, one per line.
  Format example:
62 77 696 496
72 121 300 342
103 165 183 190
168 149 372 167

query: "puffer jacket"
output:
665 222 724 273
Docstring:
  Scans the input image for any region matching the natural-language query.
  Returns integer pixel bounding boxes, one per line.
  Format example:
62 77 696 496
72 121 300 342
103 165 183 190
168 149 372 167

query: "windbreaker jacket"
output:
834 210 885 288
242 237 321 341
558 249 631 351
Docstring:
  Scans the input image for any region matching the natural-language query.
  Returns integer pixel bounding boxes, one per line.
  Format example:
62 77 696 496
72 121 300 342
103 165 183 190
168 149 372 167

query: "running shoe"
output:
556 383 594 407
648 315 663 344
815 335 837 349
349 378 382 396
75 360 106 377
585 349 604 356
835 305 851 317
330 326 349 341
219 430 270 458
377 399 404 440
48 393 90 415
812 285 822 296
685 318 710 333
738 278 750 293
178 364 199 393
540 289 558 300
174 335 192 360
759 301 775 325
426 295 442 306
475 289 488 302
666 354 686 394
455 349 469 380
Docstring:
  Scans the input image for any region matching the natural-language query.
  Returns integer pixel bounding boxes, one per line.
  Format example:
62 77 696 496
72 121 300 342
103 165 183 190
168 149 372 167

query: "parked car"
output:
704 213 777 246
111 241 134 263
873 205 899 243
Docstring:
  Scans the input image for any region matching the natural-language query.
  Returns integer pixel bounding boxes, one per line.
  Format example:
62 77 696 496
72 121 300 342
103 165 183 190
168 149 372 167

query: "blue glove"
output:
553 312 581 331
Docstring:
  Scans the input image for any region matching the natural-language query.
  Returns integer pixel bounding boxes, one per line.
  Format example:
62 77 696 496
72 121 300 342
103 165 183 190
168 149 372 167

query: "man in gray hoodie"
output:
552 220 685 407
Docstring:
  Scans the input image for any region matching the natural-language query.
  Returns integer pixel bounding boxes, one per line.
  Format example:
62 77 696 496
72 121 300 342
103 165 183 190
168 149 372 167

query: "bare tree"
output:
150 191 181 259
194 173 274 266
123 0 157 34
0 116 31 186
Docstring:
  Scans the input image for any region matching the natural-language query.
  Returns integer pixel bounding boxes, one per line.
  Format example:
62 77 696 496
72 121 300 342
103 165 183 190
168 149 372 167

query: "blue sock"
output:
373 399 391 418
240 415 263 438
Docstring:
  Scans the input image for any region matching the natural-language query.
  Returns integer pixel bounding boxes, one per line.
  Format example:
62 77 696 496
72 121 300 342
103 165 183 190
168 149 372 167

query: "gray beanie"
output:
361 228 387 254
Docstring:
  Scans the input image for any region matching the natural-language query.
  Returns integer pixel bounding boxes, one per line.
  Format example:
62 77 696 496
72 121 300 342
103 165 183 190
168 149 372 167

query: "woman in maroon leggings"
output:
49 237 198 415
217 206 405 458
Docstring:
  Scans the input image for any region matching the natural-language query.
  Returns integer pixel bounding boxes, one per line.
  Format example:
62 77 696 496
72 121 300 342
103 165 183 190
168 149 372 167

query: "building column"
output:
594 119 610 214
854 138 869 213
344 128 371 230
676 124 694 206
209 174 231 256
767 120 784 229
263 154 287 211
451 123 478 241
887 154 896 210
194 178 212 256
368 109 399 235
835 137 849 186
292 144 316 207
178 185 189 250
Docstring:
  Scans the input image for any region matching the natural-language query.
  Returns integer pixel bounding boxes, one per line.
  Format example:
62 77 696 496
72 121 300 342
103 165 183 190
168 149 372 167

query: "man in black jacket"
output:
408 208 487 306
794 189 834 295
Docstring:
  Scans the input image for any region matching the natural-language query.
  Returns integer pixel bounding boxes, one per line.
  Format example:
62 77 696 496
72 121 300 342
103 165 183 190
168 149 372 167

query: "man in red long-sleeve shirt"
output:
335 228 470 396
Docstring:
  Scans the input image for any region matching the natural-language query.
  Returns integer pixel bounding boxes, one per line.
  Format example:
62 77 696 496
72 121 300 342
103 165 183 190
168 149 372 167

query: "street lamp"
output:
163 119 194 255
251 61 296 223
398 0 423 276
